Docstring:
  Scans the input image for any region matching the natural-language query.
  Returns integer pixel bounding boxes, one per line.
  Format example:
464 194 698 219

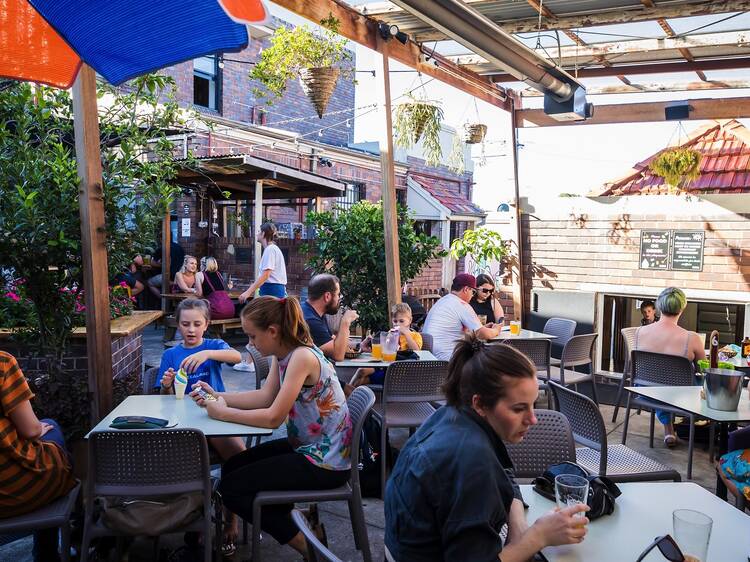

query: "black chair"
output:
549 333 599 404
505 410 576 481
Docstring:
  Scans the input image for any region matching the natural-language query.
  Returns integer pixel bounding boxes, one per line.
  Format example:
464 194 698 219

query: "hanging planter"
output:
394 94 444 166
649 147 702 189
299 67 340 118
462 123 488 144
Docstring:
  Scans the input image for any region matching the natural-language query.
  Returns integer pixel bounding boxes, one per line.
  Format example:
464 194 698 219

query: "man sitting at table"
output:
301 274 358 362
423 273 500 361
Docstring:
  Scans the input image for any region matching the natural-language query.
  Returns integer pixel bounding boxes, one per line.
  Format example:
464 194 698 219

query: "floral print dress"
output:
278 346 352 471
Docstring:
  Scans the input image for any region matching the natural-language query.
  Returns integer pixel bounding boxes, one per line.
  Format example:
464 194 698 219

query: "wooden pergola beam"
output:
270 0 511 111
516 96 750 127
519 79 750 96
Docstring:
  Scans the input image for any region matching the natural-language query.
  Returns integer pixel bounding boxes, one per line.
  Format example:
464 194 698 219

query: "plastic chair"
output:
0 481 81 562
251 386 376 562
544 317 576 363
373 360 448 497
291 509 343 562
420 332 433 353
548 381 681 483
501 339 552 406
81 429 215 562
621 350 700 479
611 327 639 423
505 410 575 480
549 333 599 404
142 366 159 395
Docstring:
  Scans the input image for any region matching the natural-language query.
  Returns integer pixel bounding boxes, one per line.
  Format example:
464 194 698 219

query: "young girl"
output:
157 298 243 554
190 296 352 557
174 255 200 294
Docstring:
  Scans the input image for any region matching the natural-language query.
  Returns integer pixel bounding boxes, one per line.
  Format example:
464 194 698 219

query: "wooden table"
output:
523 482 750 561
87 395 272 438
490 328 558 341
335 350 438 369
160 291 246 301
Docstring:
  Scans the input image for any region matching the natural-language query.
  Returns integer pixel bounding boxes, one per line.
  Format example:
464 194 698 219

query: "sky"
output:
271 2 750 211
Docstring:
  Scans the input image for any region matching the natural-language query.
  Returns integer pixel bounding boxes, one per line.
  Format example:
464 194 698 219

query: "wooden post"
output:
71 65 112 422
509 98 526 322
161 213 171 316
377 38 402 311
254 180 263 289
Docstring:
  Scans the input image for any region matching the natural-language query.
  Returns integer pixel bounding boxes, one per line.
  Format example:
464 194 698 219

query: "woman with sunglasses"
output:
470 273 505 326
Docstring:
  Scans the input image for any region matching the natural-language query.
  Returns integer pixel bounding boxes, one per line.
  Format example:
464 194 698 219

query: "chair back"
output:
248 345 270 390
382 360 448 405
620 326 639 377
502 339 551 377
420 332 433 352
345 386 376 490
544 318 576 343
142 367 159 395
291 509 343 562
560 333 597 370
631 350 694 387
505 409 576 479
548 382 607 475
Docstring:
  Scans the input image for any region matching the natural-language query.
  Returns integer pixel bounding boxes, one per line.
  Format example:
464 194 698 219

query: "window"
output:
336 183 366 212
194 55 220 111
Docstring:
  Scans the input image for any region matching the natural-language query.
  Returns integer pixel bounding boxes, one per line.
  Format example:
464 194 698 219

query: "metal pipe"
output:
390 0 581 99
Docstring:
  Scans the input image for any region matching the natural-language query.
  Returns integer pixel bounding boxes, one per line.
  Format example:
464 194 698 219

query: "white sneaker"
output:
233 361 255 372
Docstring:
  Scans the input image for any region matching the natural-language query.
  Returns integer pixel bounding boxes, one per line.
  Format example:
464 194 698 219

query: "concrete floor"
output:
1 326 740 561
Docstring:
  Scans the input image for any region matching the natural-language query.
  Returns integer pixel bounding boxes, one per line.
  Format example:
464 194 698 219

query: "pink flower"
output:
307 422 322 437
119 281 129 288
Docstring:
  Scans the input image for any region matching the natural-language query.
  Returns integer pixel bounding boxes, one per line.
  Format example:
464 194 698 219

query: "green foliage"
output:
304 201 445 333
447 134 466 175
649 147 702 189
450 228 508 280
394 94 444 167
250 14 352 104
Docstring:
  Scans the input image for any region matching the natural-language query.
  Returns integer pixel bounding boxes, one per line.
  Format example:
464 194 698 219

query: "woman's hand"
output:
529 505 589 547
39 422 54 437
238 290 253 304
161 368 176 389
205 396 228 419
180 351 211 374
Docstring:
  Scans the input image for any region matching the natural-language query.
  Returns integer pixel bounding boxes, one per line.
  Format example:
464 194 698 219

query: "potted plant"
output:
462 123 488 144
250 14 352 118
649 147 702 190
394 93 444 167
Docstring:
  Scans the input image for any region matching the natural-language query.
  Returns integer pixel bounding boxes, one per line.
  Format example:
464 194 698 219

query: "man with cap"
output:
422 273 501 361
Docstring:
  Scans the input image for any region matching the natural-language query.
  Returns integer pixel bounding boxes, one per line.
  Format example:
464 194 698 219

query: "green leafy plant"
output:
304 201 445 333
450 228 509 282
448 134 466 174
394 93 444 166
649 147 702 189
250 14 352 105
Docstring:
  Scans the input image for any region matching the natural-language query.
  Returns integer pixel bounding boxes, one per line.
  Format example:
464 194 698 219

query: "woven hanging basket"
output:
398 100 441 143
463 123 488 144
299 67 341 118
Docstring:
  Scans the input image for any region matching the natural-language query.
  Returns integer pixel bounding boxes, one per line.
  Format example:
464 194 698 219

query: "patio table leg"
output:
715 422 729 500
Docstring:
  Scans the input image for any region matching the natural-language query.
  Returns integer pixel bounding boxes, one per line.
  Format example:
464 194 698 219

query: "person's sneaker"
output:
232 360 254 372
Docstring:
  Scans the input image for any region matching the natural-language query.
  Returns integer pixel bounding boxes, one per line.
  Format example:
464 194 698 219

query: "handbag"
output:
97 493 203 535
532 461 621 520
203 272 235 319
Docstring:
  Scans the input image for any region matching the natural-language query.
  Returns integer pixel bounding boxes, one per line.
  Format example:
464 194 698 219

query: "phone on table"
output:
194 388 217 401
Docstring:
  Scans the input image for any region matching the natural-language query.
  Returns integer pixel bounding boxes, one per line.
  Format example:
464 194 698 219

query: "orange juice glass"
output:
371 344 383 360
510 320 521 335
383 352 397 362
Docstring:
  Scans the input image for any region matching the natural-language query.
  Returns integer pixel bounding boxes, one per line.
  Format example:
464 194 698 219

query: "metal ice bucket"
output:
703 368 744 411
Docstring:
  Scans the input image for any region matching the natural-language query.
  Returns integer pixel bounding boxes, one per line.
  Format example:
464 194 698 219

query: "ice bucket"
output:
703 368 744 411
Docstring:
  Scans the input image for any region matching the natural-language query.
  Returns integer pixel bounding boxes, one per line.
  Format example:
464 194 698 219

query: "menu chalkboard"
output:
671 230 704 272
640 230 670 270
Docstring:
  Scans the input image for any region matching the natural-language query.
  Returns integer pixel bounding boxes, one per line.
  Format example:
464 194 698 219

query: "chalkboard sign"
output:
671 230 704 272
640 230 670 270
235 247 253 263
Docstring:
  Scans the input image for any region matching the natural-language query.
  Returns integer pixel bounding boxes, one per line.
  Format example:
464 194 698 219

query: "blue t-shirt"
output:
157 338 230 392
301 300 333 348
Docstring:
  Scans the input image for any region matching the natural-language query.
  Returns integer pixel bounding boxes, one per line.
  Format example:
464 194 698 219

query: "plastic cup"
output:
554 474 589 517
510 320 521 335
673 509 712 562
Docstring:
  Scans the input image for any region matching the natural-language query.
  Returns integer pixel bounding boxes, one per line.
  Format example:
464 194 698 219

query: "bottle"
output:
742 336 750 359
709 330 720 369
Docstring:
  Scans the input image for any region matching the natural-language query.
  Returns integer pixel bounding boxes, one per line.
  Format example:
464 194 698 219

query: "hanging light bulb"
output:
318 130 323 137
346 119 351 128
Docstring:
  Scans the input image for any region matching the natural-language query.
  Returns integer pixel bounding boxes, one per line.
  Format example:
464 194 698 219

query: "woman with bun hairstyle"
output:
384 336 589 562
239 222 287 302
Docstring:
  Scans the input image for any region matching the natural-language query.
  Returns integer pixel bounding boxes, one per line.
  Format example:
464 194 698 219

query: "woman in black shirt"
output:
470 273 505 325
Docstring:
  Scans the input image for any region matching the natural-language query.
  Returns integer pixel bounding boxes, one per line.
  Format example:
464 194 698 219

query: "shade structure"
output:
0 0 271 88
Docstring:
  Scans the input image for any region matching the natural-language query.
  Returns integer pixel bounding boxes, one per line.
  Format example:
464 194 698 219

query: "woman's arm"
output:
240 269 272 302
504 498 528 545
691 332 706 362
8 400 44 440
493 299 505 325
221 357 281 410
194 272 203 297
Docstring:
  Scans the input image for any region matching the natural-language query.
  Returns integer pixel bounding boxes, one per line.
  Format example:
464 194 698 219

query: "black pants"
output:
219 439 349 545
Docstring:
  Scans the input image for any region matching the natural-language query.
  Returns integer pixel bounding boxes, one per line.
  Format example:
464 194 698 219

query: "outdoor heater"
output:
389 0 593 120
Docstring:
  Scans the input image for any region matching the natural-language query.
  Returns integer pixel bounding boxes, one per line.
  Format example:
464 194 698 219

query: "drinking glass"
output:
673 509 712 562
371 332 386 360
554 474 589 517
478 314 488 325
510 320 521 335
382 330 399 362
226 275 234 290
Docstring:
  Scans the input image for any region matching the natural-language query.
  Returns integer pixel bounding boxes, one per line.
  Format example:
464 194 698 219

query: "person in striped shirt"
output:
0 351 75 561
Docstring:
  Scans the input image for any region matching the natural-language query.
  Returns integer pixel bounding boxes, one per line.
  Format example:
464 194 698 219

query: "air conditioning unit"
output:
544 86 594 122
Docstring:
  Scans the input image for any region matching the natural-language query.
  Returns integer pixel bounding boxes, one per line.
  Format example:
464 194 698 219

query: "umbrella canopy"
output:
1 0 270 88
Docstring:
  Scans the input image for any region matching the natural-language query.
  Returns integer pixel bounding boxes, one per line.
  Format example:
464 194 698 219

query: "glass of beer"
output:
371 332 385 360
510 320 521 335
478 314 487 325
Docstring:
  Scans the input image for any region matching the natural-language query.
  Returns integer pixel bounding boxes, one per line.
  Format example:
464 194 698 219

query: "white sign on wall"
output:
181 218 191 238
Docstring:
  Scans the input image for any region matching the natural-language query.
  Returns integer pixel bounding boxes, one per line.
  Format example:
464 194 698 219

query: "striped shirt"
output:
0 352 75 517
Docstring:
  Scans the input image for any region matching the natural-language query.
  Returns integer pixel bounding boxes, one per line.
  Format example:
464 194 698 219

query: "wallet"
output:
109 416 170 429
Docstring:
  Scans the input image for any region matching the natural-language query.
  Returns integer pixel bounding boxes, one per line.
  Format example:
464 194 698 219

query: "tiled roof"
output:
594 120 750 196
412 176 485 216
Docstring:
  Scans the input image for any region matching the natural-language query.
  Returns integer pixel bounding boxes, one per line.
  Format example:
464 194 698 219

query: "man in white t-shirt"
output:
423 274 501 361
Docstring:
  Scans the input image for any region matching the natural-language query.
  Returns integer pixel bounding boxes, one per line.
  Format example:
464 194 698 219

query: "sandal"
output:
221 538 237 558
664 434 678 448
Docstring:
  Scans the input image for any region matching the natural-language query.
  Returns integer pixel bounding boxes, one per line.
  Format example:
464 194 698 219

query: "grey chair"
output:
374 360 448 497
549 333 599 404
544 317 576 364
251 386 376 562
248 344 271 391
142 366 159 395
548 381 681 483
291 509 343 562
505 410 576 481
622 350 701 479
501 339 552 406
420 332 433 353
0 481 81 562
611 327 639 423
81 429 215 562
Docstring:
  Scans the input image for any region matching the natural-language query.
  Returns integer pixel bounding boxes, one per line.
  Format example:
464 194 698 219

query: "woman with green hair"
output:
633 287 705 447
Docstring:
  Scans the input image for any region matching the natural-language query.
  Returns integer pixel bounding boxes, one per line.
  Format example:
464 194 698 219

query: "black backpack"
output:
358 412 398 498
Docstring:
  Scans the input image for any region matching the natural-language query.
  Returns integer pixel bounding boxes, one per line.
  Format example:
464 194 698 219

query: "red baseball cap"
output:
452 273 477 289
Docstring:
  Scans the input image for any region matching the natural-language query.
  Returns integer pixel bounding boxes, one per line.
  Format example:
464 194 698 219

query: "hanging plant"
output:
462 123 488 144
448 134 465 174
394 93 444 166
250 14 352 117
649 147 702 189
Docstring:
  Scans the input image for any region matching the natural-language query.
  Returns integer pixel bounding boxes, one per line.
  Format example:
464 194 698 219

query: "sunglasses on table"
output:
636 535 685 562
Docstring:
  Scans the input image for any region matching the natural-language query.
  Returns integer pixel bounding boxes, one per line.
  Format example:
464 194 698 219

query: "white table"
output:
491 329 557 341
87 395 273 438
522 482 750 561
334 349 438 369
